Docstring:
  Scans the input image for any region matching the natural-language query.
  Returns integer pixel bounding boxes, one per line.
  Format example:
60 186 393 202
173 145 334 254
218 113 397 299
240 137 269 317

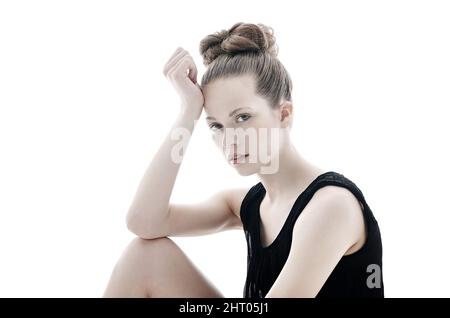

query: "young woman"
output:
103 22 384 298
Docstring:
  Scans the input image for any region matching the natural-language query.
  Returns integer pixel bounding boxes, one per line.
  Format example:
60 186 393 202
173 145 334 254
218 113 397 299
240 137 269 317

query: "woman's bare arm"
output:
126 112 249 239
126 111 197 238
126 47 248 239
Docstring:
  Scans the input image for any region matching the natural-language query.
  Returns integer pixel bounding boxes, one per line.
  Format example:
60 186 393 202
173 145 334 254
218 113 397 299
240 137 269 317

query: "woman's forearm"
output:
126 109 197 237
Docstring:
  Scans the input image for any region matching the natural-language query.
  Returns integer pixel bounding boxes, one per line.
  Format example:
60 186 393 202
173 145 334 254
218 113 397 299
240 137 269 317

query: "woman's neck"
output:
257 143 326 204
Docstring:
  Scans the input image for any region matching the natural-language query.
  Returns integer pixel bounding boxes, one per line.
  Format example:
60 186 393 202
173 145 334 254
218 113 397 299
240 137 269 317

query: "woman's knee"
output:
127 236 174 253
107 236 223 298
104 237 173 297
117 237 181 271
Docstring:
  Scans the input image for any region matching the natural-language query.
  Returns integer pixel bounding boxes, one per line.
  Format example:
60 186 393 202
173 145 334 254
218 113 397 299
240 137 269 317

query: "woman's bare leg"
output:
103 236 224 298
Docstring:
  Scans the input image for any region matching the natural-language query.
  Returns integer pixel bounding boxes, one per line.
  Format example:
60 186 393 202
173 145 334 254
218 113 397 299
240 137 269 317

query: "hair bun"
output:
199 22 279 66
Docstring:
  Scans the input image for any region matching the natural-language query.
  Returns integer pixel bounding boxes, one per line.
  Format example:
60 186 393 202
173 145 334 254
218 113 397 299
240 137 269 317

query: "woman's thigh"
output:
104 237 224 298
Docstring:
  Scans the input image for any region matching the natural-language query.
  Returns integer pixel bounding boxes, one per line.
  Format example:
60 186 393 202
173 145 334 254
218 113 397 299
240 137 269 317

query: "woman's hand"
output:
163 47 204 121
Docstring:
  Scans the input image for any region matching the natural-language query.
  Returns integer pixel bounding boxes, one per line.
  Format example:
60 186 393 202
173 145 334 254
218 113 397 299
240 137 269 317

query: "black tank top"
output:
240 171 384 298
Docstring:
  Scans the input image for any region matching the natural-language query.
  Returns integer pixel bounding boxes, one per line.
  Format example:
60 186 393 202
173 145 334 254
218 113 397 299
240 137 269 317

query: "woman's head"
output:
199 22 294 175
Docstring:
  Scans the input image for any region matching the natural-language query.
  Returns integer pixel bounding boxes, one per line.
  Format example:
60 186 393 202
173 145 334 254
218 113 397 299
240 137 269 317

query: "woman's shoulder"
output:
301 180 365 223
307 170 368 210
292 179 367 255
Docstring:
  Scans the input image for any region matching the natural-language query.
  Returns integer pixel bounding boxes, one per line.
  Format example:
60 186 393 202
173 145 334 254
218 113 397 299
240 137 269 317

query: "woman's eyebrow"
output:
206 107 252 121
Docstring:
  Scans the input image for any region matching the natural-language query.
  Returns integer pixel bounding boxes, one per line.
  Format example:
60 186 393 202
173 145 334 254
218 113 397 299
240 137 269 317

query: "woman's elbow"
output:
126 211 161 239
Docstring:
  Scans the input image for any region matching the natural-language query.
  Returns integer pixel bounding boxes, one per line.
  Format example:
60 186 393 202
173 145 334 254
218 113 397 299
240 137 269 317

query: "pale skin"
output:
103 47 367 298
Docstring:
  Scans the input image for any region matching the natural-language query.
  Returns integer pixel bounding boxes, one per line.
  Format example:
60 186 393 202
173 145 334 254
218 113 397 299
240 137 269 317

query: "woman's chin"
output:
231 163 258 176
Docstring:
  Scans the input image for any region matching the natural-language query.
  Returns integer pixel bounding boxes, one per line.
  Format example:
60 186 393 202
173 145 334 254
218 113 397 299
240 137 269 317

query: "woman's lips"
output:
229 154 249 165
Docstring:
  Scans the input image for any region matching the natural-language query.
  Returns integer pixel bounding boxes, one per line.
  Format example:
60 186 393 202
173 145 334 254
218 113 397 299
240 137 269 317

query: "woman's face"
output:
202 73 290 176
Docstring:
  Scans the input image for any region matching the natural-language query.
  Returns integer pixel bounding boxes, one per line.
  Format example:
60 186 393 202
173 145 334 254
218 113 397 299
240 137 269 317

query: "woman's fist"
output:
163 47 204 120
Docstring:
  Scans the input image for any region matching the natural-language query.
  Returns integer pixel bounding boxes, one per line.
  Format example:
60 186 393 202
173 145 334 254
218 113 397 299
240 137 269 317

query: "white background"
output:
0 0 449 297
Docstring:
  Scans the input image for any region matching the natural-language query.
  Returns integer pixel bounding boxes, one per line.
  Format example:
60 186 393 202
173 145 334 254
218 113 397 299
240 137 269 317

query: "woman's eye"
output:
209 123 223 131
236 114 251 122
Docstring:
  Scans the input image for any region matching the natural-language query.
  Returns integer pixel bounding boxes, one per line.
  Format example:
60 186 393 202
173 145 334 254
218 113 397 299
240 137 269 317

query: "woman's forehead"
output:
203 79 269 117
203 74 255 103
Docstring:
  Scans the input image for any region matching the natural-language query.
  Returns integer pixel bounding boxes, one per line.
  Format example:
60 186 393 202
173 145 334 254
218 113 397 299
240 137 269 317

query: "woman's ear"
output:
279 101 293 128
